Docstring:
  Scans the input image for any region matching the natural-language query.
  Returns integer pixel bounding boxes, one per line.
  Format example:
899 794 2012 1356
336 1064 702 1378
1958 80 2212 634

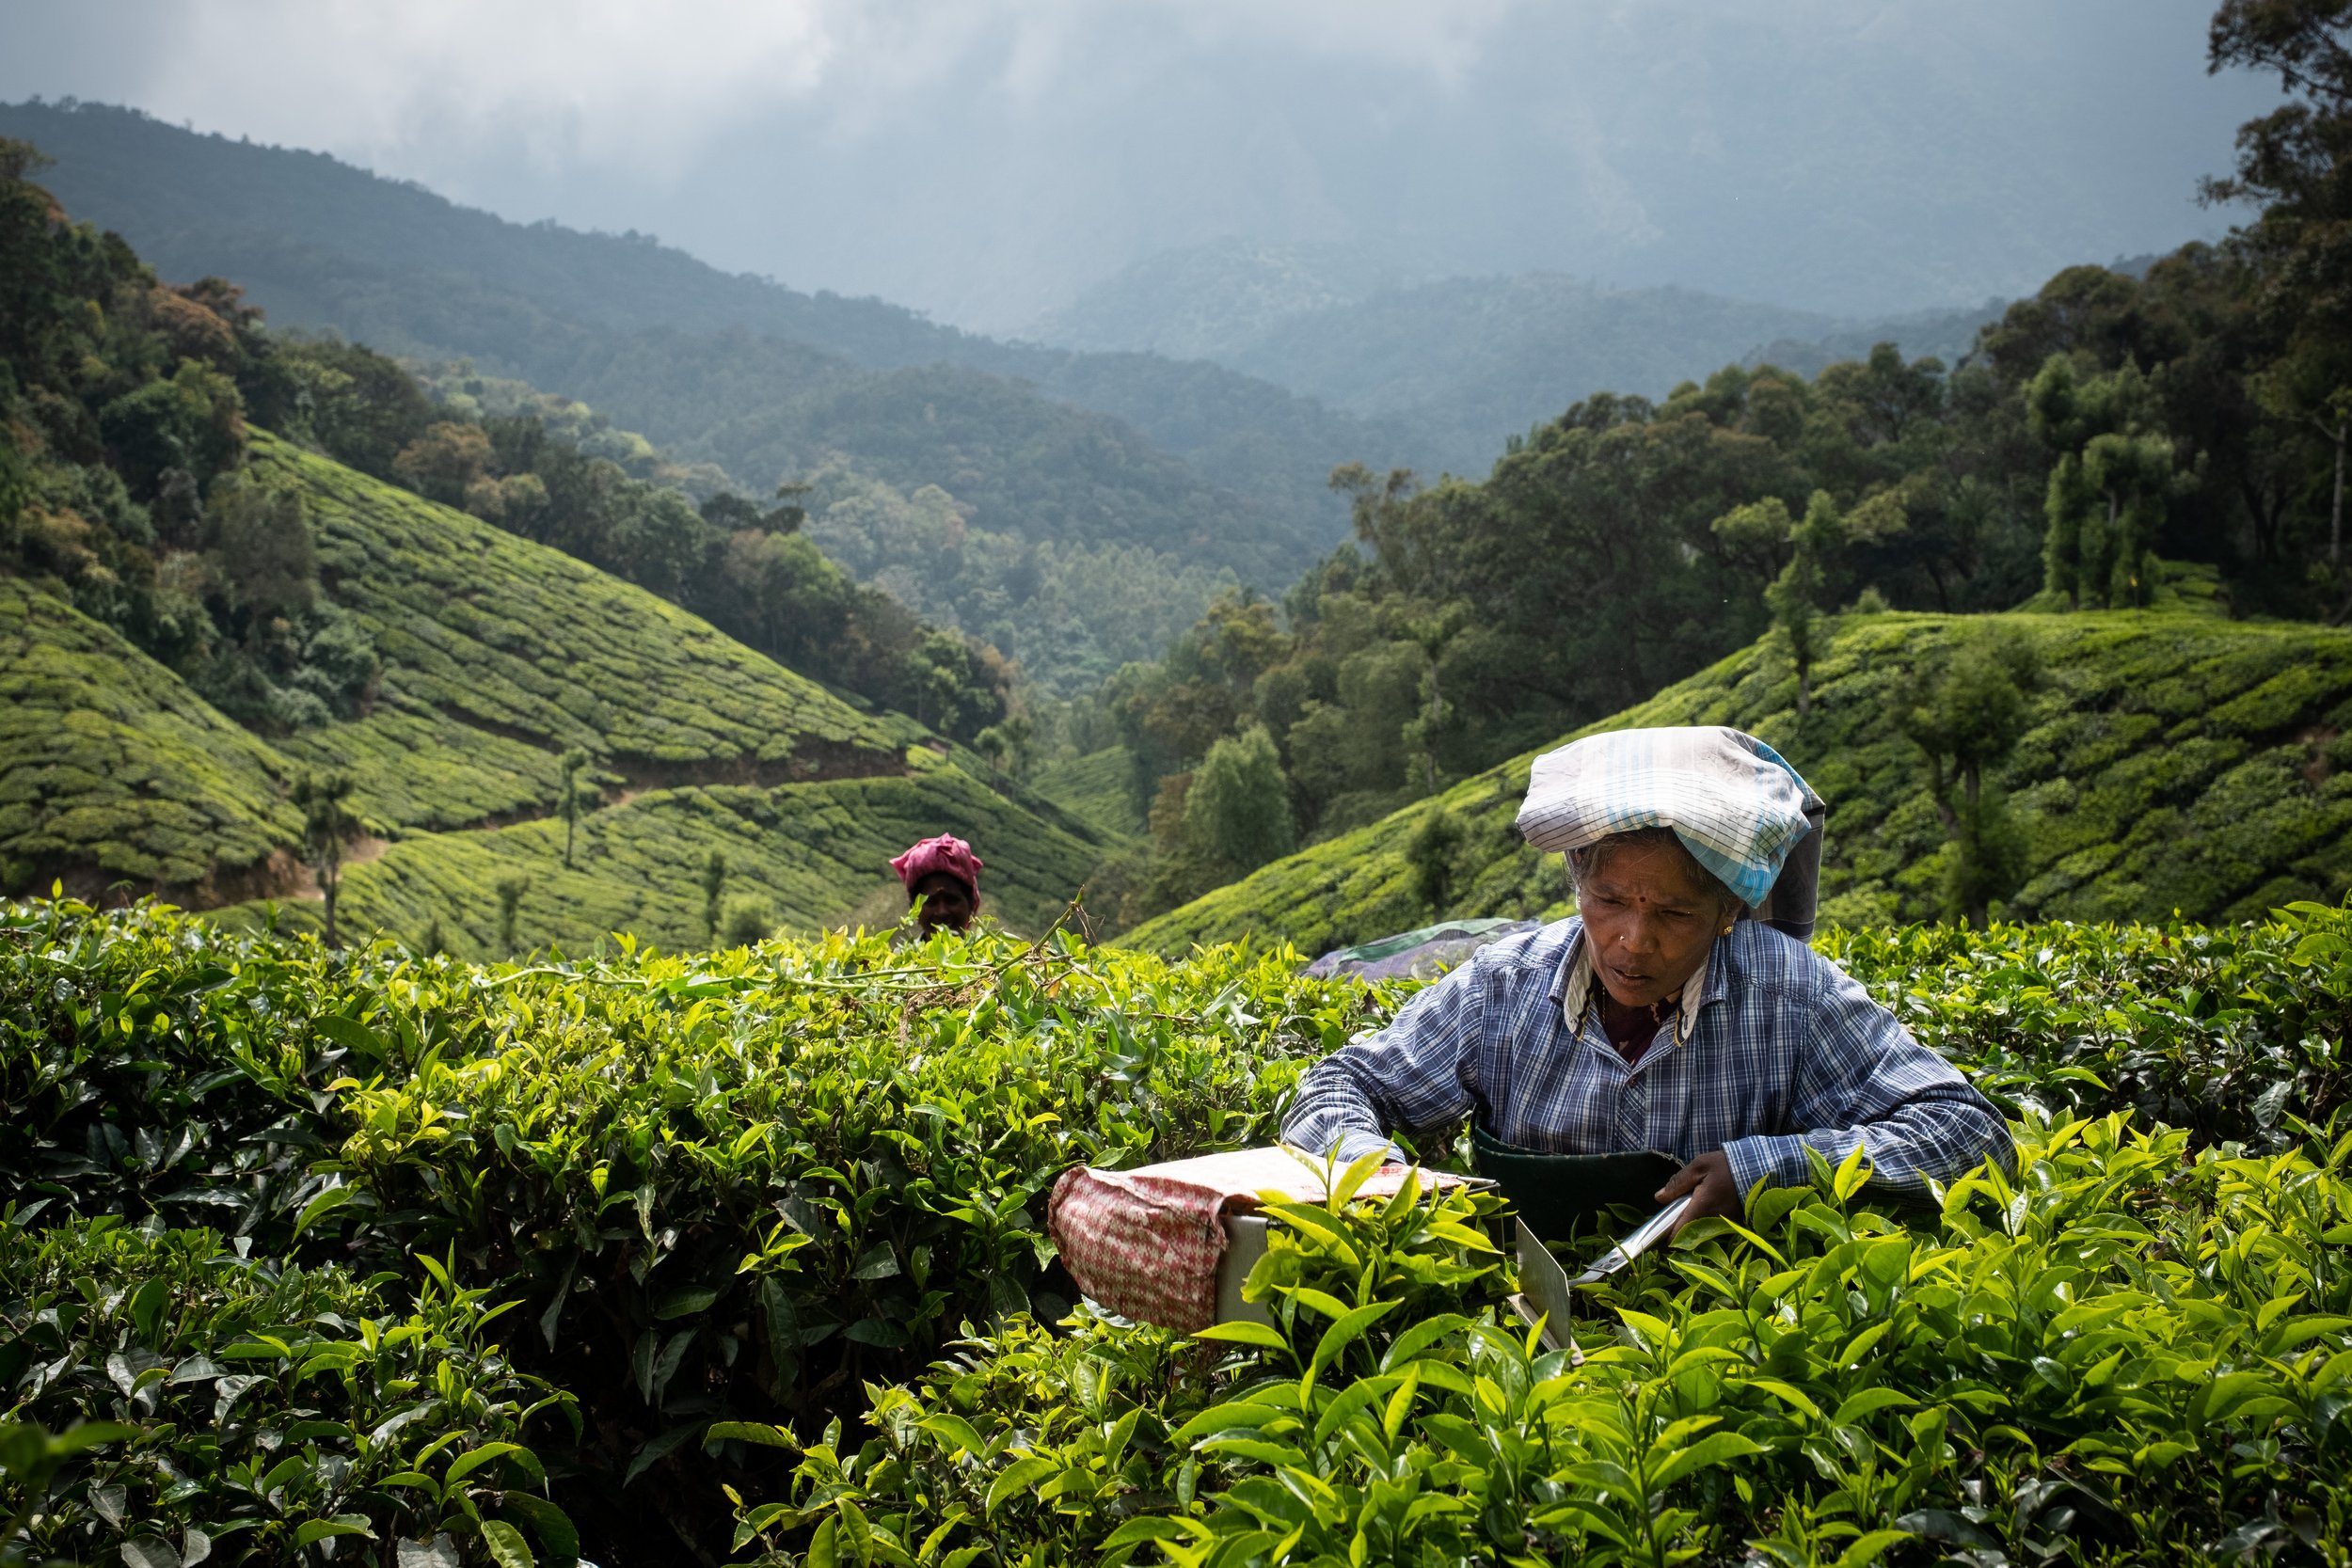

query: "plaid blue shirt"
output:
1283 918 2014 1200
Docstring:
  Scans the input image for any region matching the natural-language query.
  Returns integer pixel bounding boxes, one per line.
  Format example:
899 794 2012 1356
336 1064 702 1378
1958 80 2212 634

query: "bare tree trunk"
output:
1961 763 1988 929
2102 490 2122 609
1923 753 1957 836
1422 651 1444 794
2333 420 2345 567
2304 414 2348 568
322 852 341 948
2239 471 2284 566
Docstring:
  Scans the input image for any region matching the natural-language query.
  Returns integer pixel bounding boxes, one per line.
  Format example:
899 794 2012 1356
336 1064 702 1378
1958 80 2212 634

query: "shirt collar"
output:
1551 922 1735 1047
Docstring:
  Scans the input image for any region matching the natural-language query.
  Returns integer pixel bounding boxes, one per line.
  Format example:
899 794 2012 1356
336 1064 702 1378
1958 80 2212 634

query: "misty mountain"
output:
0 98 2056 689
0 101 1416 503
3 5 2260 341
1034 243 2008 477
1025 240 1446 364
2 101 1448 689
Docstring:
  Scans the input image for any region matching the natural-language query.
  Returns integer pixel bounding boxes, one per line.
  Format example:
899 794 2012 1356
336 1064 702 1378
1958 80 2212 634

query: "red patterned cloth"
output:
1049 1150 1476 1331
889 834 983 895
1047 1165 1230 1333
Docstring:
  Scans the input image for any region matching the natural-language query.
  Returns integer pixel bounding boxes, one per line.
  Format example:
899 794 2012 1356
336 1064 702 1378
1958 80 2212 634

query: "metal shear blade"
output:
1511 1195 1692 1362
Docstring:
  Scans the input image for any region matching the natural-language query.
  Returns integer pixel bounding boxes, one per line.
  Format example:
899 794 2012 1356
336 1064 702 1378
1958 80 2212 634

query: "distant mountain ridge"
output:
0 101 1425 690
0 100 1403 476
1031 241 2007 477
1025 239 1446 364
4 102 1021 367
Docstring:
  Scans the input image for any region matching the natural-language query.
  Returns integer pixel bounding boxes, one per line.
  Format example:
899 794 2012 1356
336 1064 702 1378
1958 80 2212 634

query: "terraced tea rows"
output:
1132 610 2352 956
253 436 923 834
230 767 1115 955
5 435 1114 936
0 578 298 895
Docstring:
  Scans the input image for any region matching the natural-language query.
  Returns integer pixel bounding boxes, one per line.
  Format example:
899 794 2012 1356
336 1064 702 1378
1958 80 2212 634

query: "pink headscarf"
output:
890 834 983 898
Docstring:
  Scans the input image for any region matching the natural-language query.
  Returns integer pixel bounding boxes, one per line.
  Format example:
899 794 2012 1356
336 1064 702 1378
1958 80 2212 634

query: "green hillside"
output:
246 434 918 833
0 145 1110 943
228 763 1108 957
1027 745 1145 841
0 102 1417 690
6 437 1111 941
1126 610 2352 956
0 578 299 896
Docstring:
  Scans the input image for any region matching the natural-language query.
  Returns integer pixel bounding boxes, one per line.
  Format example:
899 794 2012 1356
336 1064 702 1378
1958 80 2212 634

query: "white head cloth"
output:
1515 725 1820 911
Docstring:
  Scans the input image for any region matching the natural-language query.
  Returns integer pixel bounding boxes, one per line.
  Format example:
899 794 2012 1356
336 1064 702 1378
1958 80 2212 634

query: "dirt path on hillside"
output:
284 835 390 900
149 736 941 915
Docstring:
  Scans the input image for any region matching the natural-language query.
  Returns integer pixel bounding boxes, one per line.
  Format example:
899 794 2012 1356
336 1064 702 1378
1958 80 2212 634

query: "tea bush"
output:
1828 901 2352 1148
733 1123 2352 1567
0 894 1396 1556
0 1216 578 1568
321 921 1380 1530
7 894 2352 1563
0 899 344 1245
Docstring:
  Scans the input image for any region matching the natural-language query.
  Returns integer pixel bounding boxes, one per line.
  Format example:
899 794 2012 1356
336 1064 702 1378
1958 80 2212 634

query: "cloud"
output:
1 0 2261 325
11 0 1527 174
39 0 845 175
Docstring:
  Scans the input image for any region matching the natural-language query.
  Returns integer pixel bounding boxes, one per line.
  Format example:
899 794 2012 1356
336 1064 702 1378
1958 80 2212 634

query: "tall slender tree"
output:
558 749 590 869
290 770 359 949
1403 603 1467 790
496 875 529 958
2206 1 2352 582
1406 807 1464 914
1183 726 1295 876
289 770 358 944
2026 357 2184 608
1715 489 1905 715
1898 628 2042 928
701 850 728 946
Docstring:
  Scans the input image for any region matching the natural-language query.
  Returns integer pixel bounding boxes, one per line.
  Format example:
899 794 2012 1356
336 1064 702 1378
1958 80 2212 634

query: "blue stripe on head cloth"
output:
1514 726 1821 911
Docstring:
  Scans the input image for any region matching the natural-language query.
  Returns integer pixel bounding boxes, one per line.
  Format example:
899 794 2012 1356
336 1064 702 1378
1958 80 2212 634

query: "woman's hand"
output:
1656 1149 1741 1232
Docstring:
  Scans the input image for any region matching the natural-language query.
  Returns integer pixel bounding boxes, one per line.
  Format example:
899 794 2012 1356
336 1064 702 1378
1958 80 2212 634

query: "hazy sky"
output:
3 1 2283 332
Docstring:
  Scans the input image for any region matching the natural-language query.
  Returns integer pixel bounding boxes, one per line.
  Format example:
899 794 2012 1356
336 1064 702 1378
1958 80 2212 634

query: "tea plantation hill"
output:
1027 745 1148 842
245 434 916 832
1126 610 2352 957
236 761 1106 957
3 434 1114 947
0 578 297 896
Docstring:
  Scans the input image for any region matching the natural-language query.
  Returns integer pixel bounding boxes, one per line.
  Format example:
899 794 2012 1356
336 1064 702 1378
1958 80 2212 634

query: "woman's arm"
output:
1721 961 2016 1200
1280 956 1490 1164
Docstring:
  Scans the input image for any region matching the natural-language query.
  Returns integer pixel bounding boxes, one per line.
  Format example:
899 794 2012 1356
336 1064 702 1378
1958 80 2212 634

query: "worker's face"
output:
911 872 976 933
1577 842 1730 1010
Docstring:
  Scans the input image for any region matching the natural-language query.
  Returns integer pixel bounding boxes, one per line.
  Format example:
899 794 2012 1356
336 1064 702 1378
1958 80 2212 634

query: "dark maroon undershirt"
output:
1598 995 1667 1068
